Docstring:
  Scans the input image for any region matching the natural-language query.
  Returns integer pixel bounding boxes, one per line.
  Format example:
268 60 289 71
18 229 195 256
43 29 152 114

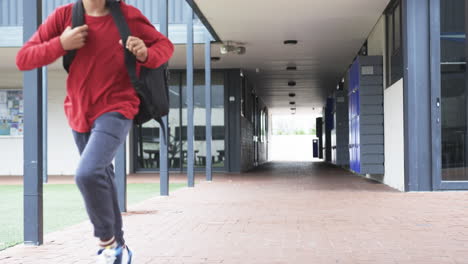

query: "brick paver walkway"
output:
1 162 468 263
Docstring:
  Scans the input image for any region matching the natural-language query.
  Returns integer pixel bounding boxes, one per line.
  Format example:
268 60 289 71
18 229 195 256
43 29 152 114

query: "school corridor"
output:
1 162 468 264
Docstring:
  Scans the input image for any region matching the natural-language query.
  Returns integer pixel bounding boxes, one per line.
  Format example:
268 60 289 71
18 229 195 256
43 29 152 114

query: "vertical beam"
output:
115 142 127 212
159 0 169 196
42 1 48 184
402 0 432 191
205 30 212 181
23 0 43 246
186 4 195 187
429 0 442 190
42 67 47 183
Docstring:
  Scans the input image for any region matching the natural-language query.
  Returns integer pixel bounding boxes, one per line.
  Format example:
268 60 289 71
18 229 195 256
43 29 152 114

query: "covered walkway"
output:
1 162 468 263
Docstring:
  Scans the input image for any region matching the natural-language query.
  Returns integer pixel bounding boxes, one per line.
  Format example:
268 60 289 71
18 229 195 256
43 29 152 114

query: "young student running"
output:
16 0 174 263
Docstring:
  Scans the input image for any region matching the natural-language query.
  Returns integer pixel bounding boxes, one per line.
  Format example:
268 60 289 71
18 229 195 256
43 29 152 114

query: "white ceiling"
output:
1 0 389 115
193 0 390 114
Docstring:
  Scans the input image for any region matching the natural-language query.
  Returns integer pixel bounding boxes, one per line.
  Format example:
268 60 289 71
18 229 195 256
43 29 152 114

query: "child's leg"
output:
73 112 132 243
106 163 125 246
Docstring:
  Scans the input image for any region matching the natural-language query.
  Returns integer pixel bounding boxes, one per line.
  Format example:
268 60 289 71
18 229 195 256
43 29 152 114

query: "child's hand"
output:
119 36 148 62
60 25 88 51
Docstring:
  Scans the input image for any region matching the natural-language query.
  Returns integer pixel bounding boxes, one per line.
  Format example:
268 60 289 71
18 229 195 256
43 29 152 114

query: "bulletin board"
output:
0 90 24 136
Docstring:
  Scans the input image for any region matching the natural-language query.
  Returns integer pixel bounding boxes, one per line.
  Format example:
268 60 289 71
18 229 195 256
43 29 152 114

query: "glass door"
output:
436 0 468 188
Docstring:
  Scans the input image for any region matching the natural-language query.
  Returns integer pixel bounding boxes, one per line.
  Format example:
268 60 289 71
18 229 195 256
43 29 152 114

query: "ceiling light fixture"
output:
288 81 296 87
289 93 296 97
284 40 298 45
290 102 296 105
220 41 246 55
286 66 297 71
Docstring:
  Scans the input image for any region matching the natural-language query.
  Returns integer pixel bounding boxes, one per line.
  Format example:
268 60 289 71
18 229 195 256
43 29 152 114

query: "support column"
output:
42 67 47 183
186 5 195 187
159 0 169 196
402 0 433 191
23 0 44 246
42 2 48 184
205 30 213 181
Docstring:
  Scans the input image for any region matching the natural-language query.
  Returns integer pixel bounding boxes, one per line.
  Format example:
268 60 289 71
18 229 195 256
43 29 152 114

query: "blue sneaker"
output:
97 245 133 264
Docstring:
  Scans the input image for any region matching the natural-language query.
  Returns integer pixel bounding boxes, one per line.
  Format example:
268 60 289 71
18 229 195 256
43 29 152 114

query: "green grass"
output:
0 183 186 251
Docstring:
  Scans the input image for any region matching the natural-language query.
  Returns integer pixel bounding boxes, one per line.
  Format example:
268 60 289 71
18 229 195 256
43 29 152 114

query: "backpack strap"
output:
107 2 141 91
63 0 85 73
108 2 168 143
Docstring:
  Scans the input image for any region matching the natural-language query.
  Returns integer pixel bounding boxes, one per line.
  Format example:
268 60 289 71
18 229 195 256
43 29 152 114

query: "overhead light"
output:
288 93 296 97
284 40 298 45
211 57 221 62
256 68 260 73
220 41 246 55
288 81 296 86
236 46 246 55
220 45 234 55
290 107 296 111
286 66 297 71
290 102 296 105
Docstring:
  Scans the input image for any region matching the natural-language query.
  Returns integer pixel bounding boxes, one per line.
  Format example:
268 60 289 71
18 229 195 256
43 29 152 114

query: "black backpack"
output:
63 0 170 141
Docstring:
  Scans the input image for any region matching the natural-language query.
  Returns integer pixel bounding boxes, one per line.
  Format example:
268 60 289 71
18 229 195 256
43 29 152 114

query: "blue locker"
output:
347 56 384 175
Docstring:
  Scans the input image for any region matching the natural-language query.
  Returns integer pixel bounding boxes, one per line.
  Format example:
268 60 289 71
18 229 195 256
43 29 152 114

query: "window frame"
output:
385 0 403 88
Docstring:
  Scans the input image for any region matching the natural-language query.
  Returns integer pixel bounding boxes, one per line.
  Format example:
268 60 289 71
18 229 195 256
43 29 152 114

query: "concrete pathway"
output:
1 162 468 263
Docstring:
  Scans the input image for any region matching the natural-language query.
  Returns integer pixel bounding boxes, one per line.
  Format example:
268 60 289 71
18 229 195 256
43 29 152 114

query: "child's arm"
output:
16 7 86 71
127 7 174 69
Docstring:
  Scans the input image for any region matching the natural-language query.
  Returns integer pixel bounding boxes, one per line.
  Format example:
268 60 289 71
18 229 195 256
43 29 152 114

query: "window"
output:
260 108 267 143
0 90 23 136
386 1 403 87
134 70 226 171
241 75 247 117
439 0 468 181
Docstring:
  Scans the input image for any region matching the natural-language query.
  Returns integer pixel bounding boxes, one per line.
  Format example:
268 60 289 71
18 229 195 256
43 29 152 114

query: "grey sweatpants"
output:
72 112 132 245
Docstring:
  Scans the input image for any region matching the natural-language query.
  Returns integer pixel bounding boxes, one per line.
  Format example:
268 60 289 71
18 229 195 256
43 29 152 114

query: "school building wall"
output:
365 14 405 191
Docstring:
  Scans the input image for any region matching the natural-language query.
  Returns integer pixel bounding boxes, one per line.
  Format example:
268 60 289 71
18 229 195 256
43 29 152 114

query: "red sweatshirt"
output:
16 2 174 133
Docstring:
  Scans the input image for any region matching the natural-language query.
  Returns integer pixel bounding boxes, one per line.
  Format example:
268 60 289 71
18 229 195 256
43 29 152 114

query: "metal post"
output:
42 2 48 184
186 4 195 187
23 0 43 246
42 67 47 183
205 30 213 181
159 0 169 196
115 142 127 212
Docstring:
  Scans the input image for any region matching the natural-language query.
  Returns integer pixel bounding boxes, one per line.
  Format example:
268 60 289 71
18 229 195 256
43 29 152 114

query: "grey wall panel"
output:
332 88 349 166
361 164 384 174
362 154 384 164
240 117 254 172
358 55 383 65
360 76 384 86
360 95 383 104
360 135 384 145
360 115 384 125
226 70 241 173
360 125 384 134
360 85 384 95
360 105 384 114
361 145 384 154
